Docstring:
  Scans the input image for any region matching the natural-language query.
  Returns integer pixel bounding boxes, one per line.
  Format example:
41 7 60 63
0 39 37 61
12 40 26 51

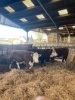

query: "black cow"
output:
28 49 52 66
28 47 69 66
39 49 52 66
55 47 69 62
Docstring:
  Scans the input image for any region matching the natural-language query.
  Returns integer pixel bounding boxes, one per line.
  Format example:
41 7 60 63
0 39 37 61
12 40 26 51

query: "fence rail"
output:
0 43 74 55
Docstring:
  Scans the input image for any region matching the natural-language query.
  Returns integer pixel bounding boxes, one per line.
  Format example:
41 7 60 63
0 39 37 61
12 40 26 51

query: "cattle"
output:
28 47 69 65
50 47 69 63
28 49 52 66
54 47 69 62
9 50 40 70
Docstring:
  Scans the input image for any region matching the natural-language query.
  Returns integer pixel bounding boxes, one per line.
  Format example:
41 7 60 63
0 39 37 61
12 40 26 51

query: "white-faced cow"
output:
9 50 40 70
28 47 69 65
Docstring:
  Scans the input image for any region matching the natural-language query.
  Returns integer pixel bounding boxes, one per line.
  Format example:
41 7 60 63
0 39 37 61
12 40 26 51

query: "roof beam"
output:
22 18 75 30
17 15 75 27
23 23 54 30
57 18 75 26
11 13 75 28
19 19 50 26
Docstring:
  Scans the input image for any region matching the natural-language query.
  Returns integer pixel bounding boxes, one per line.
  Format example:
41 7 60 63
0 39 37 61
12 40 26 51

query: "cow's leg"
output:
29 61 34 69
40 59 46 67
39 57 46 67
40 60 44 67
19 61 26 69
46 57 50 62
39 59 42 67
9 60 18 70
62 56 65 62
62 56 67 62
16 62 20 69
43 61 46 66
51 57 55 63
24 61 33 70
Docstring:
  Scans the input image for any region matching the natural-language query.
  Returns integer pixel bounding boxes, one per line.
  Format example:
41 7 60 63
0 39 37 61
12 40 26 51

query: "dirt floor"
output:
0 61 75 100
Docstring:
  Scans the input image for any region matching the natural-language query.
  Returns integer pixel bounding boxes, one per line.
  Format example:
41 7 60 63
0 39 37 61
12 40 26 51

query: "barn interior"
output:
0 0 75 100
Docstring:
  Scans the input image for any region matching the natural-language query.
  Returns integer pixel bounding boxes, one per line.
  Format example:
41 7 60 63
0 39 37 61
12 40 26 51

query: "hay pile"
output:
66 52 75 71
0 65 75 100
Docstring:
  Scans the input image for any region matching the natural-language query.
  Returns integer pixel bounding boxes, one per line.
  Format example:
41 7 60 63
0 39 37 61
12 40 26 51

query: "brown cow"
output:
9 50 40 70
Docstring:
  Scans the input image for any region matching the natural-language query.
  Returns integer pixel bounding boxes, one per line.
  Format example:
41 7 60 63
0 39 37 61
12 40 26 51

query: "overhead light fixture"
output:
22 0 35 8
4 6 15 13
59 27 63 30
58 9 68 15
47 29 51 31
72 26 75 28
20 18 27 22
36 14 45 19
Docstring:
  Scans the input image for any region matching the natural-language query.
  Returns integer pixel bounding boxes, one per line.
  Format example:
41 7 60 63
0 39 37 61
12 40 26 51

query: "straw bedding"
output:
0 62 75 100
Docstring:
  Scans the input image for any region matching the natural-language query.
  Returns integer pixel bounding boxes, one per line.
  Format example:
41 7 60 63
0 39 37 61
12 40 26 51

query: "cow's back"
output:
10 50 33 62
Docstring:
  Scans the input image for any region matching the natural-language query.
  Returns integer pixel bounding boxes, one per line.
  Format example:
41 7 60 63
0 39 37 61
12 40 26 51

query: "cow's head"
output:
32 52 41 63
29 52 41 69
50 48 58 57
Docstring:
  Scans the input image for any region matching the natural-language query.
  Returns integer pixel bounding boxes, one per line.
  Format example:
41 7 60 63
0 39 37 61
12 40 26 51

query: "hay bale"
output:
66 52 75 71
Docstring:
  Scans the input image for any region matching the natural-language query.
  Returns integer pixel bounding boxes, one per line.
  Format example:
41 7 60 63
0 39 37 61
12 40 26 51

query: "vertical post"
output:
27 31 29 43
64 25 70 43
61 37 64 43
56 27 60 46
67 34 71 43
